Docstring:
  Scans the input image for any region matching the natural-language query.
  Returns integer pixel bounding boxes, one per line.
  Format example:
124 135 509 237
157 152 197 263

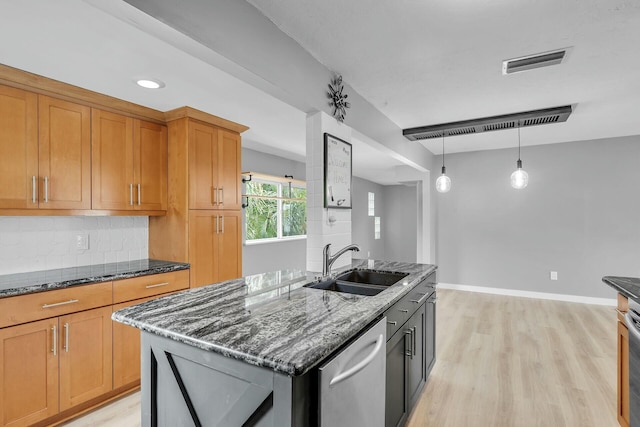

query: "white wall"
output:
0 216 148 275
351 177 385 259
436 135 640 299
383 184 418 263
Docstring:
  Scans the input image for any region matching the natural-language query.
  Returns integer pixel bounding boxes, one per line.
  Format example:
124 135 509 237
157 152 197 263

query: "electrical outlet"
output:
76 234 89 251
550 271 558 281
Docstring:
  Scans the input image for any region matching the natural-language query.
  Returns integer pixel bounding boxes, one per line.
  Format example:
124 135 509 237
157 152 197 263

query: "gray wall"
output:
352 177 419 263
436 135 640 299
242 148 306 276
352 177 386 259
383 184 418 263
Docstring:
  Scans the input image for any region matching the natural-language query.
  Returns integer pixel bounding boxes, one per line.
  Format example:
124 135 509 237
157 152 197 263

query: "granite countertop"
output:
602 276 640 302
0 259 190 298
112 259 437 376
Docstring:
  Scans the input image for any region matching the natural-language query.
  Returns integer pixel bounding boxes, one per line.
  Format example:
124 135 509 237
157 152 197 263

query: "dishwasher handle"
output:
625 312 640 341
329 334 384 387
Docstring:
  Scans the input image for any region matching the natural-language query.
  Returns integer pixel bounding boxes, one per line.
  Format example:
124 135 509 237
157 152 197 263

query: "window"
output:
368 192 375 216
245 178 307 242
374 216 381 240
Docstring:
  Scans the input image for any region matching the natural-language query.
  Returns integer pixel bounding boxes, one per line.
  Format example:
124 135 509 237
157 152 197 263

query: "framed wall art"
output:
324 133 352 209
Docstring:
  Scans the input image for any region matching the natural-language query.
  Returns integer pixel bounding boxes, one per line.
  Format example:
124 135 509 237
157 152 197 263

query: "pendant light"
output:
435 132 451 193
510 121 529 189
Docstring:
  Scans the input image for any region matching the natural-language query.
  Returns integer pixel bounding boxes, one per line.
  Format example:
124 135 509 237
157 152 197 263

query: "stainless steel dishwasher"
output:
318 317 387 427
625 299 640 426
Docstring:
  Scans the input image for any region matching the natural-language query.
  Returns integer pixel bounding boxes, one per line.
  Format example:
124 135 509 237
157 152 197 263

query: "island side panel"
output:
140 332 309 426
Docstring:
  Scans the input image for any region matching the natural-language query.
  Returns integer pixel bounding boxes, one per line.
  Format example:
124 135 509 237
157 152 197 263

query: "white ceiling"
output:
1 0 639 184
249 0 640 154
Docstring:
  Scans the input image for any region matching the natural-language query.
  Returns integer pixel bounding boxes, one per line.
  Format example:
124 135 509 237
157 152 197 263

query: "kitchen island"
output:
112 259 437 426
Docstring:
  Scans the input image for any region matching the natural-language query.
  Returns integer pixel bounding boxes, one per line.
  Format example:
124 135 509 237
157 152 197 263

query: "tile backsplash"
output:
0 216 149 275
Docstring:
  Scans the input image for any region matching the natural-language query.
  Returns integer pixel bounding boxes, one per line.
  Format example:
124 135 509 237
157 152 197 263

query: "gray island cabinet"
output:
112 260 437 427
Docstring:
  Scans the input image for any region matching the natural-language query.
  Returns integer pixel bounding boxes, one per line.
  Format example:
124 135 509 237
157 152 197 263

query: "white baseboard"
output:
437 283 617 306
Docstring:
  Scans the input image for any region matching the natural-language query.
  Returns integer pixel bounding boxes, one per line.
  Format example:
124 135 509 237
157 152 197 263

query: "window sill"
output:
244 236 307 246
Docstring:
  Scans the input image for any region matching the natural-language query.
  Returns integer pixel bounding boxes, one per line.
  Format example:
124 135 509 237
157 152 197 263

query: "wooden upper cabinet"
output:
134 120 167 211
38 96 91 210
92 109 167 211
188 122 240 210
0 85 38 209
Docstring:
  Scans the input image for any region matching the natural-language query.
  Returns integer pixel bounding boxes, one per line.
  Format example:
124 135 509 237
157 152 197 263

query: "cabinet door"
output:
407 304 426 409
59 306 113 411
188 211 218 287
386 328 409 427
92 109 134 210
0 85 38 209
217 129 241 210
425 297 436 376
134 120 167 211
188 122 217 209
38 96 91 210
619 320 630 427
113 297 155 389
217 211 242 281
0 318 59 427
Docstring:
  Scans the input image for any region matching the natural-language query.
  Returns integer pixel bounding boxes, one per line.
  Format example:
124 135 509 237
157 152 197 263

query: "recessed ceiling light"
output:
136 78 165 89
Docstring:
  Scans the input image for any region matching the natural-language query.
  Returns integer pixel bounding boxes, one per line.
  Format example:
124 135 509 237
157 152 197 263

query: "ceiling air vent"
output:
403 105 572 142
502 48 568 75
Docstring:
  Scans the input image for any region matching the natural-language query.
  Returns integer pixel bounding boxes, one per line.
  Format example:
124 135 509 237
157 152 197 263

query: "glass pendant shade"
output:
510 160 529 189
436 166 451 193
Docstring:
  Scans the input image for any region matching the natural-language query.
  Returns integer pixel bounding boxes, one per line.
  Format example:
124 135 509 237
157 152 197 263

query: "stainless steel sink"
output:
305 270 409 296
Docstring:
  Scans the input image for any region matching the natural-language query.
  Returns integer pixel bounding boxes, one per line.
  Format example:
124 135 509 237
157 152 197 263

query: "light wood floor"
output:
63 289 618 427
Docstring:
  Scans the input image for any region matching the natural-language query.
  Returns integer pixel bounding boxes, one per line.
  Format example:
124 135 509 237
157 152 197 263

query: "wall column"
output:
306 111 353 273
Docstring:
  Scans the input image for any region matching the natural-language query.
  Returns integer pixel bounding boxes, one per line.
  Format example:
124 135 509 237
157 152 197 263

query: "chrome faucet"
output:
322 243 360 276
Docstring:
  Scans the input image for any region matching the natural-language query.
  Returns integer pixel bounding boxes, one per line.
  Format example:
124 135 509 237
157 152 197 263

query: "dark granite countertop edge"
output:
602 276 640 301
0 261 190 298
113 263 437 376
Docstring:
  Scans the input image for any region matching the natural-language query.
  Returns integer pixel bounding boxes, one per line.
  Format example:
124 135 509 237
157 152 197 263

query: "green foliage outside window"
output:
245 180 306 241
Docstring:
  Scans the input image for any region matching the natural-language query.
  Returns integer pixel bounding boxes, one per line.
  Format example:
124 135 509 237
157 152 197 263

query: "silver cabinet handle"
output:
145 282 169 289
411 292 430 305
52 325 57 356
44 176 49 203
42 299 79 309
221 216 225 233
212 186 218 205
64 323 69 352
398 309 408 313
218 187 224 206
412 326 417 356
32 176 37 204
129 183 134 206
329 334 384 386
404 330 412 357
137 183 141 206
387 321 397 325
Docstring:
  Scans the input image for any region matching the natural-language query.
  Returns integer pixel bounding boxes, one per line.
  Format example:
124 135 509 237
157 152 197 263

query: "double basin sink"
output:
304 269 409 296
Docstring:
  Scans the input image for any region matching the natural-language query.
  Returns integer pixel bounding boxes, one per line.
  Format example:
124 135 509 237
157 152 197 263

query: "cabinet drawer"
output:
385 279 435 339
113 270 189 303
0 282 113 329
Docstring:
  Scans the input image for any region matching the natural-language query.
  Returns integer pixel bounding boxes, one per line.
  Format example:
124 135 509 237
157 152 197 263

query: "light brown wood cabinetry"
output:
38 96 91 210
0 318 58 427
188 211 242 287
0 85 39 210
58 306 112 411
618 293 630 427
188 123 241 210
92 110 167 212
150 109 247 288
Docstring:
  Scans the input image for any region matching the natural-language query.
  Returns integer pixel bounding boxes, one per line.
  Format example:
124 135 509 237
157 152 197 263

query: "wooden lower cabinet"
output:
58 307 112 412
189 210 242 287
618 318 630 427
0 319 58 427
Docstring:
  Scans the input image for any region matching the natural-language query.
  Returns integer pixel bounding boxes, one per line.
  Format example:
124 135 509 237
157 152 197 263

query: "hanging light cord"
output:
517 121 521 162
442 132 445 168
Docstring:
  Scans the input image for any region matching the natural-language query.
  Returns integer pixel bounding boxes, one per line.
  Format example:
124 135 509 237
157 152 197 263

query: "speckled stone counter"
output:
0 259 190 298
603 276 640 302
113 259 437 376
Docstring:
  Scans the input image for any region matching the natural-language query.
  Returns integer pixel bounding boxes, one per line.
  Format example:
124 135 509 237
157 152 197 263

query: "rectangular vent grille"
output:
502 49 567 75
403 105 572 142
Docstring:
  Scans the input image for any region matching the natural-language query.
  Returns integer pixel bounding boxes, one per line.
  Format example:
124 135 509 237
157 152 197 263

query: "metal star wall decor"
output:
327 75 350 122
